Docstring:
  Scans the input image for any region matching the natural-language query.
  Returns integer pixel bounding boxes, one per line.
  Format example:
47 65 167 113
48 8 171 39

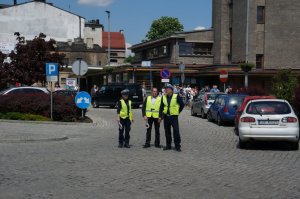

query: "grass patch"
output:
0 112 51 121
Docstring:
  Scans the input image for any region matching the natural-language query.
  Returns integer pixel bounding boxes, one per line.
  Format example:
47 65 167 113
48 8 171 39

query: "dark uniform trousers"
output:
119 118 131 145
145 117 160 146
164 115 181 148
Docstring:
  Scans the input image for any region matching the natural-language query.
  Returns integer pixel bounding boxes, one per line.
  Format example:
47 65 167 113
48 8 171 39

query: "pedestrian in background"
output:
117 89 133 148
142 87 162 148
210 85 220 93
90 84 98 104
160 84 185 152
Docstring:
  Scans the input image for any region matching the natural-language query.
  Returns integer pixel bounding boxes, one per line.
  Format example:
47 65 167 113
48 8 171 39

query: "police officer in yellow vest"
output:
160 84 185 152
117 89 133 148
142 87 162 148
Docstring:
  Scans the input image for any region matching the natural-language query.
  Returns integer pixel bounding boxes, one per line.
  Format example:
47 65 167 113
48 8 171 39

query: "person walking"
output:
142 87 162 148
117 89 133 148
90 84 98 104
160 84 185 152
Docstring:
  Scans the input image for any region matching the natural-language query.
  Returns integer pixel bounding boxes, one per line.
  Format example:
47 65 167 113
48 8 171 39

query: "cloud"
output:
78 0 114 7
125 43 134 57
194 26 206 31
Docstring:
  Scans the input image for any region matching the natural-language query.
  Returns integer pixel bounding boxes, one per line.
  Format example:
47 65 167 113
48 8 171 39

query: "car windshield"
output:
228 96 245 106
246 101 291 115
207 93 219 100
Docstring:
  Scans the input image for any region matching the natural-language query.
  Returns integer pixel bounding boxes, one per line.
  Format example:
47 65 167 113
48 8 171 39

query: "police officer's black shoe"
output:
163 146 172 151
175 148 182 152
143 144 151 148
155 145 162 148
118 143 123 148
124 144 130 148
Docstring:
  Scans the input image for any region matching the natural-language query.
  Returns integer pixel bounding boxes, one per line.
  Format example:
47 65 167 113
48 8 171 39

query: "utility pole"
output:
105 10 111 67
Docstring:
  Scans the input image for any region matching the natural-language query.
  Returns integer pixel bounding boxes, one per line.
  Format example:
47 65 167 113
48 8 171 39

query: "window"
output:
111 53 118 57
179 42 212 56
246 101 291 115
257 6 265 24
256 54 264 69
110 59 118 63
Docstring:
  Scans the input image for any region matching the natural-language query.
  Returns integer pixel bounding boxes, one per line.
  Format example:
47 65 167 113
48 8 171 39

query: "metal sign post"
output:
72 59 89 119
46 63 59 120
142 61 152 90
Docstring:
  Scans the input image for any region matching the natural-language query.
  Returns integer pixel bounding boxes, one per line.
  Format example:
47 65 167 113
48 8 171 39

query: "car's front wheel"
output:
201 109 206 119
207 111 213 122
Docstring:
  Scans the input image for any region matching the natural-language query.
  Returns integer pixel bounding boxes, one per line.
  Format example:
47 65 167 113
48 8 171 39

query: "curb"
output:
0 136 69 143
0 119 92 126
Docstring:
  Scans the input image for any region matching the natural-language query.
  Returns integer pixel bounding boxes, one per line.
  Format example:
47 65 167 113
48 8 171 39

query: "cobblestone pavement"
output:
0 107 300 199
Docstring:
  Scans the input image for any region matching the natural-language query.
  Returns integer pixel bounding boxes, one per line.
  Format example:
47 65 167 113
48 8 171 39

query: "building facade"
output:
213 0 300 69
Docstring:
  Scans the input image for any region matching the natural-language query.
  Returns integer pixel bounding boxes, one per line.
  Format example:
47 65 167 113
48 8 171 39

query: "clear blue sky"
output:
2 0 212 46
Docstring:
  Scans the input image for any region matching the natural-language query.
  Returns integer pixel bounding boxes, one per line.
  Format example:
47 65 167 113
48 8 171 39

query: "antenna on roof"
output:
68 4 71 11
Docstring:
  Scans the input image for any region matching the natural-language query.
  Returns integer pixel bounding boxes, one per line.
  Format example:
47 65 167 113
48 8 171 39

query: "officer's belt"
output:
146 110 159 112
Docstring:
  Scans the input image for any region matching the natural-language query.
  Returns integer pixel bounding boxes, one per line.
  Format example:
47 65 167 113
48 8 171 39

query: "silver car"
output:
0 87 50 95
191 92 224 118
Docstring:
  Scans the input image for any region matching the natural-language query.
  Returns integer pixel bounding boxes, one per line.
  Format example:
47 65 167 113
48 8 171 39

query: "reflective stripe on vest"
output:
163 94 179 116
145 96 161 118
120 99 133 121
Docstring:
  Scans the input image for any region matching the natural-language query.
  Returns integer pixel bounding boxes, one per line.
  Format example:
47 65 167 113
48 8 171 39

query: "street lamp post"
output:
105 10 111 67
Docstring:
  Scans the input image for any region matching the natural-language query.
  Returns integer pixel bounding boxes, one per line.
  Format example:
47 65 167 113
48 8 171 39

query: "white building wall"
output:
0 2 84 44
84 27 102 48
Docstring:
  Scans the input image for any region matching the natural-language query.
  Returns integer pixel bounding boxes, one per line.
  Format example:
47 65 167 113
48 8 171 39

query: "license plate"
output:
132 96 138 99
258 120 279 125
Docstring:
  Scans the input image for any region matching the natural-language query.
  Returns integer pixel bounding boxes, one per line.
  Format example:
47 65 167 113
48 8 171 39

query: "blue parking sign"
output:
75 92 91 109
46 63 58 76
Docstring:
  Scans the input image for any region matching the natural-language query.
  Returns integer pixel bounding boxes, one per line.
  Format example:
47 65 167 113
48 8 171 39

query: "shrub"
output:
0 112 50 121
272 69 298 104
0 93 81 121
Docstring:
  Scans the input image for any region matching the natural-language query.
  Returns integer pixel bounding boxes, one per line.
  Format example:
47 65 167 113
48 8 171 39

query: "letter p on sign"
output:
46 63 58 76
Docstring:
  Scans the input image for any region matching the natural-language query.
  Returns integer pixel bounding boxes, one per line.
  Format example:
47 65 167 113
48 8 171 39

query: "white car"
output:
238 99 299 150
0 87 49 95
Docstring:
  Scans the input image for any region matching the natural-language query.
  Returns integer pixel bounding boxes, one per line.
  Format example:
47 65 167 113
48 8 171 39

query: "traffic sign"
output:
46 63 58 76
75 91 91 109
72 60 88 76
220 70 228 83
160 68 171 79
141 61 151 67
161 79 170 83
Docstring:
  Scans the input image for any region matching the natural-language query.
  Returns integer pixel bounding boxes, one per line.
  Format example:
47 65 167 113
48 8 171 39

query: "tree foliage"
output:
124 55 134 64
0 33 65 89
272 69 298 103
145 16 184 41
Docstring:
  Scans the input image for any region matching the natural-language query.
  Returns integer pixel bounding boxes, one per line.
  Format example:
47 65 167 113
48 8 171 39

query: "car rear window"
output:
246 101 291 115
228 96 245 107
207 93 219 100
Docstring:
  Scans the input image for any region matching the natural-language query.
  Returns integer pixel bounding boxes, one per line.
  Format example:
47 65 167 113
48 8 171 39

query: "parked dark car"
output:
207 94 248 126
93 83 143 108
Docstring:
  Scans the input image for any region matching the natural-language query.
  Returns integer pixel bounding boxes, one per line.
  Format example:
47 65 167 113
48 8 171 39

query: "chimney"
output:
14 0 17 5
120 29 124 34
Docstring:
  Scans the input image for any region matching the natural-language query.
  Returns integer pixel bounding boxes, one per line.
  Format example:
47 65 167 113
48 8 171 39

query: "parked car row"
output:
191 93 299 150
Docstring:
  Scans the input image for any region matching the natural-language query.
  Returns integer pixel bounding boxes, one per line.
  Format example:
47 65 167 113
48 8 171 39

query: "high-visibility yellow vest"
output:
119 99 133 121
163 94 179 116
145 96 161 118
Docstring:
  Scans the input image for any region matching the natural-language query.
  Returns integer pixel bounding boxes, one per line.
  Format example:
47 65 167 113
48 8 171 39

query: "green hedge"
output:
0 112 51 121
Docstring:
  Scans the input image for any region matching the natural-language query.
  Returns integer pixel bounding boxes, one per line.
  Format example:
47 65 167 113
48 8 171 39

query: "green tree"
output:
0 32 65 88
144 16 184 41
125 55 134 64
272 69 298 103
